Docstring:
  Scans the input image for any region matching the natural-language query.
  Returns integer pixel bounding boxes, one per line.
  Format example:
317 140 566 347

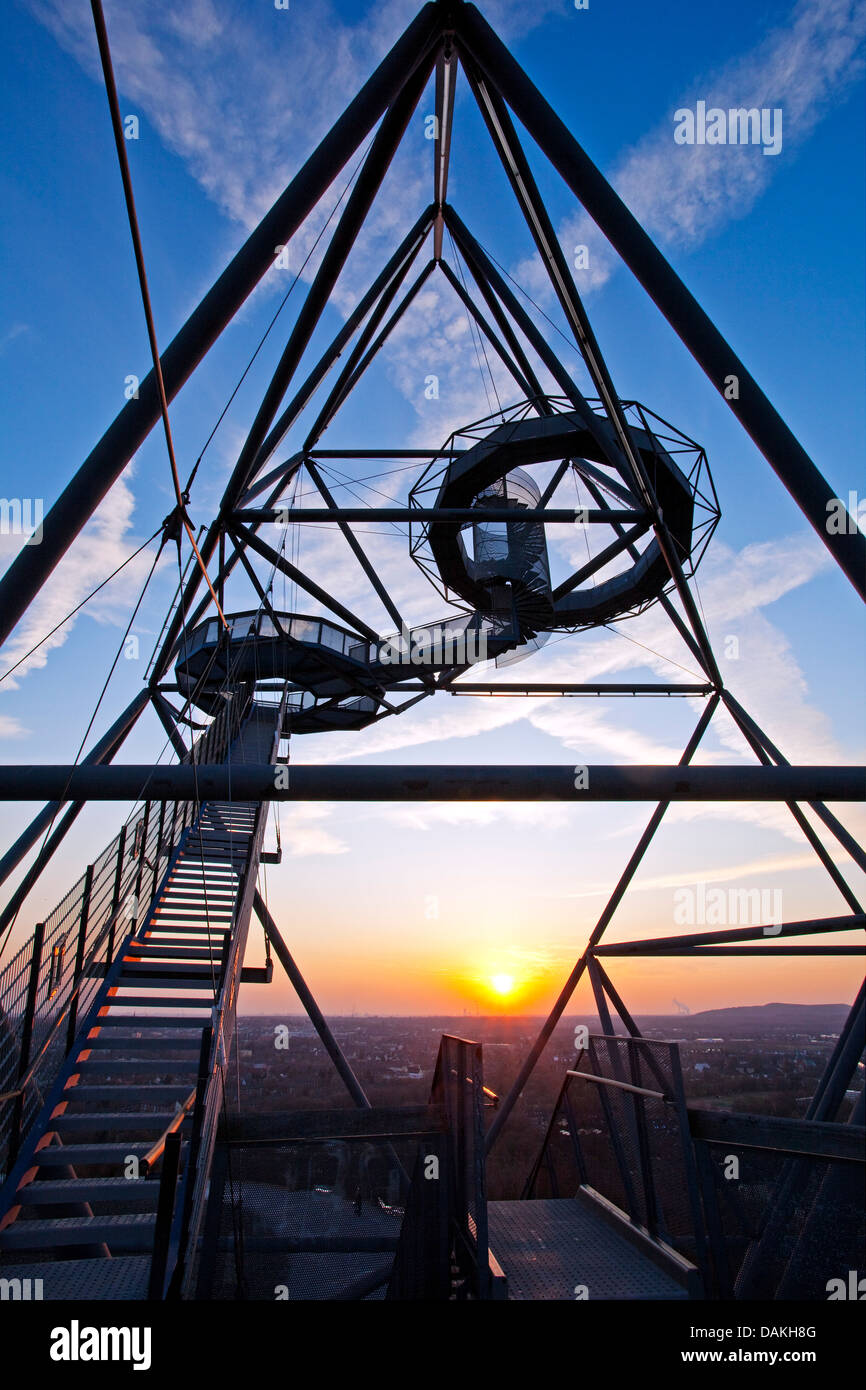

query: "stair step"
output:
172 865 238 875
154 911 233 920
66 1084 195 1101
53 1111 180 1133
0 1255 151 1299
104 995 212 1010
14 1177 161 1207
159 890 236 900
125 945 225 960
71 1058 199 1073
143 934 230 945
0 1214 157 1251
184 849 250 858
33 1143 151 1167
90 1014 208 1028
119 965 220 982
83 1035 201 1051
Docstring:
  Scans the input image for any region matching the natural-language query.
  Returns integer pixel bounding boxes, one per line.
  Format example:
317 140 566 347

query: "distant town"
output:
218 1002 854 1198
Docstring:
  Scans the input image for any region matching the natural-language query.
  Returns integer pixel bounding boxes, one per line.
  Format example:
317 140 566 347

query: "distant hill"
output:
643 1002 849 1031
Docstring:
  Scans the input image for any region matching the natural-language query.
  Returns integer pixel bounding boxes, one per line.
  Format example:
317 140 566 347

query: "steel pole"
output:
0 763 862 802
455 2 866 597
0 3 443 651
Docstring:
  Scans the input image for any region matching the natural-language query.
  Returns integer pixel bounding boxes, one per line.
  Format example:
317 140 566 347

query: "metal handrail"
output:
141 1087 197 1173
564 1068 672 1103
0 891 150 1104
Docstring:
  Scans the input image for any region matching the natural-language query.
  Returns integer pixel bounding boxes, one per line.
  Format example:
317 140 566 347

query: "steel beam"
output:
0 688 150 891
231 523 378 642
151 692 189 761
723 690 866 875
456 1 866 597
301 460 405 632
253 890 370 1110
1 763 861 803
0 4 443 652
433 44 457 259
592 914 865 954
227 56 436 502
303 257 433 451
446 682 713 696
150 219 435 682
485 696 718 1151
722 693 863 913
439 259 536 399
311 261 438 449
234 506 637 524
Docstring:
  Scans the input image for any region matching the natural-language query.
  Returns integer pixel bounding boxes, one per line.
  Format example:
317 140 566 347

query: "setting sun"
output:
491 973 515 996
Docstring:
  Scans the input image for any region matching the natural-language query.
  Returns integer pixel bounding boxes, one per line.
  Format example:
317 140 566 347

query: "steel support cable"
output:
314 462 412 540
144 529 202 682
168 40 398 676
0 527 162 687
0 540 163 962
90 0 228 632
470 228 719 681
447 229 501 413
183 132 378 498
174 543 220 1006
477 236 592 377
171 530 269 1005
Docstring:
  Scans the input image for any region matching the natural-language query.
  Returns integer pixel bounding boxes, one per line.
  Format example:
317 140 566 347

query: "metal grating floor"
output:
488 1199 690 1301
0 1255 150 1299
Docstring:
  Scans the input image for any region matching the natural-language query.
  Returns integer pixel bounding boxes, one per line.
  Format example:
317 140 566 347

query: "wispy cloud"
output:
520 0 866 294
277 802 348 856
32 0 865 454
0 471 161 694
0 323 32 355
546 849 858 901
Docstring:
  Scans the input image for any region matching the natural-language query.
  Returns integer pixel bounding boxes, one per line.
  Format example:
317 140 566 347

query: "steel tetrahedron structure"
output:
0 0 862 1301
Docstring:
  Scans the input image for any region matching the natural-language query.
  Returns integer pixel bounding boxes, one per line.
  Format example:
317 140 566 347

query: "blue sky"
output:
0 0 864 1015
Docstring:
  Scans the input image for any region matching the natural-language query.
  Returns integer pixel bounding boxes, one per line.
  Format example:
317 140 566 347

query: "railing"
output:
0 801 163 1175
175 694 284 1297
687 1106 866 1300
524 1034 709 1286
429 1034 497 1299
524 1034 866 1300
0 685 252 1178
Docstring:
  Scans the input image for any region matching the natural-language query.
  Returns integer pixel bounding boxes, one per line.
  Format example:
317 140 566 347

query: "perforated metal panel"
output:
488 1198 690 1300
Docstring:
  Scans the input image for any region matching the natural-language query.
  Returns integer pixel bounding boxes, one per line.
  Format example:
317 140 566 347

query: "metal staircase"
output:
0 698 281 1299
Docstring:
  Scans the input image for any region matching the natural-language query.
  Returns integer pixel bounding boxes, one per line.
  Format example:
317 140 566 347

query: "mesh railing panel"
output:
199 1137 416 1300
431 1035 490 1295
529 1035 705 1270
0 691 251 1174
697 1140 865 1299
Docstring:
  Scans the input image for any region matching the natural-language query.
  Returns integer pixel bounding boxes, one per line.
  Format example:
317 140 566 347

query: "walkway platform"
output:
488 1193 699 1301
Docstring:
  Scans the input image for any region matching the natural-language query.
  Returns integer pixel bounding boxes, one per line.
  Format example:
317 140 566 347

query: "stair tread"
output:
67 1084 195 1099
104 996 211 1009
14 1177 161 1205
72 1058 199 1072
83 1036 201 1050
0 1214 157 1250
0 1256 151 1299
53 1111 180 1129
33 1143 152 1165
91 1015 208 1027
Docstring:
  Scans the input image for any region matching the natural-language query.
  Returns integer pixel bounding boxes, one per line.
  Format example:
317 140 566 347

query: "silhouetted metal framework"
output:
0 0 863 1299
